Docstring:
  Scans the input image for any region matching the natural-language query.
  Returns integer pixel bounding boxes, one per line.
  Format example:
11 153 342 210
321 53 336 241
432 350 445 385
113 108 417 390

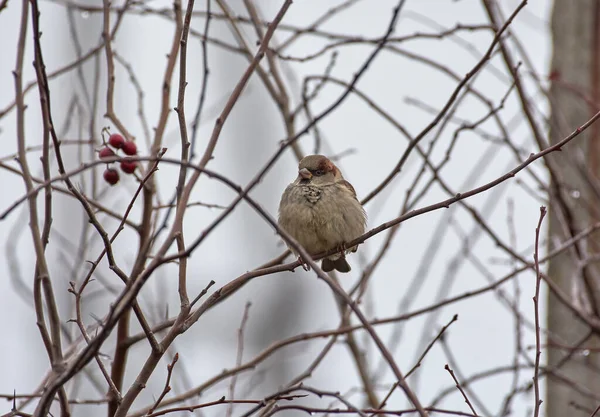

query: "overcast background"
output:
0 1 554 415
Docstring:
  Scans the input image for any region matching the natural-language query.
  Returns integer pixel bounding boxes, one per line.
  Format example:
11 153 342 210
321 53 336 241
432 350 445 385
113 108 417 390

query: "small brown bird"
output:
278 155 367 273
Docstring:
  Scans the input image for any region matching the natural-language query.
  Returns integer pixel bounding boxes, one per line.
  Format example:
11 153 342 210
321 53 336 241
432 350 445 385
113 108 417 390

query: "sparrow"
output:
278 155 367 273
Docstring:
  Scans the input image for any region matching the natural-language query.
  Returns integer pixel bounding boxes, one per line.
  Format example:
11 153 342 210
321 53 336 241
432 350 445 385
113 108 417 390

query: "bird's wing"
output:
339 179 358 199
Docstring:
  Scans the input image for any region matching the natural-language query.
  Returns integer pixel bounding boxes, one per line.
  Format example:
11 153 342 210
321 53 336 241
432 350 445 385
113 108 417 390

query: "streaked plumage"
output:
278 155 366 273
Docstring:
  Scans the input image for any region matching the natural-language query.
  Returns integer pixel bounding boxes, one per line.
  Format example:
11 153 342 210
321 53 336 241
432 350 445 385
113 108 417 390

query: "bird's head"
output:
295 155 342 186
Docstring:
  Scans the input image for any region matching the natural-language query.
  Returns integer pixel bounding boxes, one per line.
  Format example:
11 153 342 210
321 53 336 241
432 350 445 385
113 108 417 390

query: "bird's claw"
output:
297 256 310 271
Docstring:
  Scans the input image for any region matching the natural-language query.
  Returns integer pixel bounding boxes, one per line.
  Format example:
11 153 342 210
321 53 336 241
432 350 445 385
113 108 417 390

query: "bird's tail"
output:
322 257 351 273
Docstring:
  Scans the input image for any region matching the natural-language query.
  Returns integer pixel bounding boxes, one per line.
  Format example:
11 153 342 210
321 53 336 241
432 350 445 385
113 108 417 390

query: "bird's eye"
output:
314 169 325 176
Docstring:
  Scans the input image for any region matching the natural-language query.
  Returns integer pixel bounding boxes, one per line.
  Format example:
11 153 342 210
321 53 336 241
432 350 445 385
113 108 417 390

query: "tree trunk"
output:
547 1 600 416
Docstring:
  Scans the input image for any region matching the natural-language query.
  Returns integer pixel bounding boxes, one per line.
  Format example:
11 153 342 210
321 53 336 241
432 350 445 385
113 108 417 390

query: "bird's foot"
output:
297 256 310 271
336 243 348 255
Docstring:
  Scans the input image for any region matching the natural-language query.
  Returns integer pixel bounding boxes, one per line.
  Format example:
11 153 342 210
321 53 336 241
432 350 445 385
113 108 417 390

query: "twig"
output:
377 315 458 410
68 281 122 403
146 353 179 416
101 0 134 140
145 395 306 417
444 364 478 416
408 315 458 380
190 280 216 308
189 0 212 160
532 206 547 417
331 275 381 410
226 302 252 417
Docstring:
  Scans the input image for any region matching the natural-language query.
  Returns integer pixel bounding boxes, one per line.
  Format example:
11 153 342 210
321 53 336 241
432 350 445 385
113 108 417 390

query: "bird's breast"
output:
279 184 325 227
278 182 366 255
299 185 323 205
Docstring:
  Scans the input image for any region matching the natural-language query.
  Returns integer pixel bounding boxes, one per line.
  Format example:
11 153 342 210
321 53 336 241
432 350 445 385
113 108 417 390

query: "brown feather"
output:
338 179 357 198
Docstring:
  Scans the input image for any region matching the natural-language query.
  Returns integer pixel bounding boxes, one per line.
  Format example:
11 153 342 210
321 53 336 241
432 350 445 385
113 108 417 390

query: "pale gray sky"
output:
0 1 554 415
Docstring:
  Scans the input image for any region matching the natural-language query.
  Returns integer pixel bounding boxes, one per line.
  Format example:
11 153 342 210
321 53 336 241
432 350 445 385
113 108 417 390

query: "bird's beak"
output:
298 168 312 180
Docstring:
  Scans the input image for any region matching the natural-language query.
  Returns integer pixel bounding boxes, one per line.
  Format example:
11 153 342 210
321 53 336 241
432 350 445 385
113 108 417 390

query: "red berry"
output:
108 133 125 149
99 147 115 159
122 140 137 155
120 159 137 174
103 168 119 185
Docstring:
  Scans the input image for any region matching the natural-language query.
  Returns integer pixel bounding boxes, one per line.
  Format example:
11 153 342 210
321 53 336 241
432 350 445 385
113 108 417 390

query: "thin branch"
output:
532 206 547 417
444 364 479 417
226 302 252 417
146 353 179 416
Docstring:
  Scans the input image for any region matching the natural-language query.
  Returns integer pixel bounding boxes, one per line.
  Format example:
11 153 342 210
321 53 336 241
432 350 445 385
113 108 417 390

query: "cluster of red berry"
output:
100 133 138 185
